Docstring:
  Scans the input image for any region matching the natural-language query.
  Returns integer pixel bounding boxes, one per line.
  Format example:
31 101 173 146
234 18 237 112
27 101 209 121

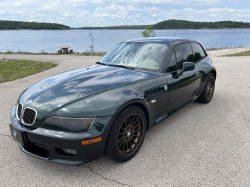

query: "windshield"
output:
99 42 168 70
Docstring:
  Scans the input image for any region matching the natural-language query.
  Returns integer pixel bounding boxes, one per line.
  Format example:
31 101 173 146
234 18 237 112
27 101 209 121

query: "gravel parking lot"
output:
0 50 250 186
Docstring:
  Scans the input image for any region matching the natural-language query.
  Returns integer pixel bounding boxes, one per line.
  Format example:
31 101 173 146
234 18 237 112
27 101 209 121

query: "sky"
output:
0 0 249 27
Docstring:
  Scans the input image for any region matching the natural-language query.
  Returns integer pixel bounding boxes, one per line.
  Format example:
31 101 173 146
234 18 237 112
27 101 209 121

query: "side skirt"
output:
152 95 199 126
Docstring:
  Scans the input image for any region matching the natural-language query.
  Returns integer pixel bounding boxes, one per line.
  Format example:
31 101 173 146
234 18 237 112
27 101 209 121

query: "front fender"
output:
51 87 144 118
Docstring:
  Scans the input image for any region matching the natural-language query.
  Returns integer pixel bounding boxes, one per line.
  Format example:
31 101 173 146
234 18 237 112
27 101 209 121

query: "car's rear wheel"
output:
105 106 146 162
197 73 215 103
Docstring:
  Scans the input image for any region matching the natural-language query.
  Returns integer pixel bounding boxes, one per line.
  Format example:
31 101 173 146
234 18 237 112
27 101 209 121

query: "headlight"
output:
41 116 94 132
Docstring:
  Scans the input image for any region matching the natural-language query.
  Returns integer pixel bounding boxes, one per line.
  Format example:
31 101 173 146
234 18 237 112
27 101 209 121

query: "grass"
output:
206 46 243 51
206 48 224 51
1 52 13 54
0 50 107 56
0 60 57 83
81 51 107 56
223 50 250 57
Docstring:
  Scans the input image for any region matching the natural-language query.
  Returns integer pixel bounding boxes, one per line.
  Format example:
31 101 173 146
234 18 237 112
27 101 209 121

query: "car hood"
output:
19 64 158 115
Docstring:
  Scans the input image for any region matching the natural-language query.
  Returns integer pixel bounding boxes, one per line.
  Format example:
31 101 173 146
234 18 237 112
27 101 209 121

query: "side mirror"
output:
179 61 195 75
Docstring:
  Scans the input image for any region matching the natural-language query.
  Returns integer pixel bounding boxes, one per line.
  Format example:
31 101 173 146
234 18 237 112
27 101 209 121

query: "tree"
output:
141 26 156 38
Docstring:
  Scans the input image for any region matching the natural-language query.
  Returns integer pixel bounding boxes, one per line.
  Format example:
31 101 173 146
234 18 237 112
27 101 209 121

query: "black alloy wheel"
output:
206 77 215 100
116 113 145 157
196 73 215 103
105 106 146 162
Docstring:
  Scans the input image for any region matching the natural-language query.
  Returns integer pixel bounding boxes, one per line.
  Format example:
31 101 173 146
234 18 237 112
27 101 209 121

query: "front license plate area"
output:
9 124 25 146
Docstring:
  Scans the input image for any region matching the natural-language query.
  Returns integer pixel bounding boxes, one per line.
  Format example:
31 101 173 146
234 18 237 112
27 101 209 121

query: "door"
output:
165 43 201 111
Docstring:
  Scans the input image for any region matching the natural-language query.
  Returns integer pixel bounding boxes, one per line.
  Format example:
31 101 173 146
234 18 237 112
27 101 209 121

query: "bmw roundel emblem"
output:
26 100 33 105
164 85 168 90
13 130 18 138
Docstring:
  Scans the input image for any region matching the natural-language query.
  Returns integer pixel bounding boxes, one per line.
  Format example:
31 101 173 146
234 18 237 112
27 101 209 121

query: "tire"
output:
105 105 146 162
196 73 215 103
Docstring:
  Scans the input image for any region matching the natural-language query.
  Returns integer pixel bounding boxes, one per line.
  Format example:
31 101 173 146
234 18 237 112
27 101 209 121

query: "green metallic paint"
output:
10 37 216 164
10 105 113 164
17 65 159 128
16 45 215 131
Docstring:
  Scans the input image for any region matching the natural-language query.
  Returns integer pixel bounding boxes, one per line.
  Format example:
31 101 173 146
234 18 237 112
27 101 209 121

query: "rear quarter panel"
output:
197 56 216 94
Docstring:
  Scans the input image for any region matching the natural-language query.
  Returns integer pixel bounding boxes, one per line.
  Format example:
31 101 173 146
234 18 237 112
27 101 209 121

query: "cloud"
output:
0 0 249 27
0 10 24 15
153 7 250 23
64 13 74 18
79 0 223 6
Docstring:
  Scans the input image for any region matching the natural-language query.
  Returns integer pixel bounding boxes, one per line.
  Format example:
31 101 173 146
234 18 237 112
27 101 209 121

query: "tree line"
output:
79 19 250 30
0 20 70 30
1 19 250 30
78 25 150 30
153 19 250 29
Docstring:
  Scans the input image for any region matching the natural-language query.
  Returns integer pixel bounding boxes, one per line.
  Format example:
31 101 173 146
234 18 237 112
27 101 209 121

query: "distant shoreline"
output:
1 19 250 31
1 28 250 31
0 29 70 31
70 28 250 30
0 47 250 58
1 47 249 55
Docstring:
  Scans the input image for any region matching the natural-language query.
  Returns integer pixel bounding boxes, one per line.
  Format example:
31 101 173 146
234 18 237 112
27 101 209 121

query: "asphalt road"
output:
0 52 250 186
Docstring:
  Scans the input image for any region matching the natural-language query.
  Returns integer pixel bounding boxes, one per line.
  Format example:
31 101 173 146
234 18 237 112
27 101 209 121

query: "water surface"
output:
0 29 249 53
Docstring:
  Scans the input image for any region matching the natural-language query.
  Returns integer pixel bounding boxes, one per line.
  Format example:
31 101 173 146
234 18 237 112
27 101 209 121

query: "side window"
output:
166 50 177 72
175 43 193 70
191 43 206 63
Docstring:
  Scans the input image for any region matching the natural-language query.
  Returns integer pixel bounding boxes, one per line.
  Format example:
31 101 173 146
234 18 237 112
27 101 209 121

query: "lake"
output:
0 29 250 53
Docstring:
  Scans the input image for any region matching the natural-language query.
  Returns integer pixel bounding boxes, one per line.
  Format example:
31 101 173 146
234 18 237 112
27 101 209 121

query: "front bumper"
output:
10 105 112 165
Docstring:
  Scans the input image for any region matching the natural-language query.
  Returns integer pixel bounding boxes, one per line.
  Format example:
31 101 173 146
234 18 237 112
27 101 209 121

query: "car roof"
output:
125 37 198 45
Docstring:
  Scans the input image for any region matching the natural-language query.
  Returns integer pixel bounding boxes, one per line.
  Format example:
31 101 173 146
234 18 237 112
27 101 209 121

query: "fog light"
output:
62 149 77 155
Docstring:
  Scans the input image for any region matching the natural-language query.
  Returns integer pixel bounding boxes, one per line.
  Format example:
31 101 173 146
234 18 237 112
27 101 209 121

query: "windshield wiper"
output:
108 64 135 70
96 62 135 69
96 62 107 65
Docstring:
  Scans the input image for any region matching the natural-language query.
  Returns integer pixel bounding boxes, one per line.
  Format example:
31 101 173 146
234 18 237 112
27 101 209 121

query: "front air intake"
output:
22 108 37 125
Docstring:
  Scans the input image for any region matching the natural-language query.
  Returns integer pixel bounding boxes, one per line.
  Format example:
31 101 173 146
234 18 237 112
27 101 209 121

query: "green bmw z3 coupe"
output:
9 37 216 165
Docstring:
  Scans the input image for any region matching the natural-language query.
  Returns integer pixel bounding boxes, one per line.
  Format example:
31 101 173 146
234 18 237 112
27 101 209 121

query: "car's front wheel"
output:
105 106 146 162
